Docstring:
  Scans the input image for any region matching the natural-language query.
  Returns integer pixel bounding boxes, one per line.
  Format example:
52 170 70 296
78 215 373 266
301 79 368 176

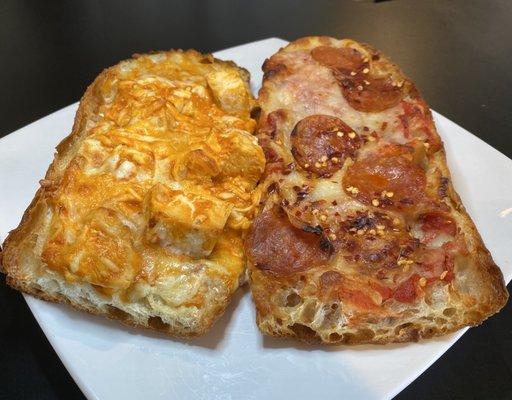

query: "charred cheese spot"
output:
247 207 331 276
335 211 416 271
291 114 361 176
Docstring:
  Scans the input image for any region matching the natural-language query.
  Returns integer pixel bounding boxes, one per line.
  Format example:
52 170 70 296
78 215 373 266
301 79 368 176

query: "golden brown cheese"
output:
2 50 265 336
47 52 264 290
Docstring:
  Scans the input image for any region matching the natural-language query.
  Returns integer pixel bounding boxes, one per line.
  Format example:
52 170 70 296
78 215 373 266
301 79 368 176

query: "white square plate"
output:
1 38 511 400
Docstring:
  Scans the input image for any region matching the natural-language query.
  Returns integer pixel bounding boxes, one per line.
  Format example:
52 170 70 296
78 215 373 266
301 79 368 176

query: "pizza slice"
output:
1 50 265 337
247 36 508 344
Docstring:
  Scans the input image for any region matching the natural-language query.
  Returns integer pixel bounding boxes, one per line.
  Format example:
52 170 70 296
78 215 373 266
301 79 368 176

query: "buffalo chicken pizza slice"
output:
1 50 265 337
248 37 508 344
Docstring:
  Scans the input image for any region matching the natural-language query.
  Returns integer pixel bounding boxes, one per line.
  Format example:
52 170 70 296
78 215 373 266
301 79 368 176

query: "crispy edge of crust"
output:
252 36 508 345
1 49 253 338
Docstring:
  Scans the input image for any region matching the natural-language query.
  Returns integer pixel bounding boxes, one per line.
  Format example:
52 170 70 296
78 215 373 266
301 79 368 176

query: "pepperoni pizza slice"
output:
247 37 508 344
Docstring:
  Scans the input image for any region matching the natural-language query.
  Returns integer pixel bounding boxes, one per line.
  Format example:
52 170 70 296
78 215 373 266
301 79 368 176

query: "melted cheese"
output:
144 183 233 258
41 51 265 303
255 36 466 316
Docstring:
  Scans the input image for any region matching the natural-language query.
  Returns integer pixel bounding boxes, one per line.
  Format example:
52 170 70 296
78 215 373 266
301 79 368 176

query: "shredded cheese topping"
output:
40 51 265 306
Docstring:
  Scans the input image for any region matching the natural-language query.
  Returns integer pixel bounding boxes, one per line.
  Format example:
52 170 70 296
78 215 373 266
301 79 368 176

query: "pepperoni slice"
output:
246 207 331 276
291 115 361 176
344 145 427 210
311 46 366 75
310 45 403 113
340 76 403 112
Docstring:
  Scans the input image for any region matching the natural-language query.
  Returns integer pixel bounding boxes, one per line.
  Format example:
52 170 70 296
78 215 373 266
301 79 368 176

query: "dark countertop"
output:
1 1 511 399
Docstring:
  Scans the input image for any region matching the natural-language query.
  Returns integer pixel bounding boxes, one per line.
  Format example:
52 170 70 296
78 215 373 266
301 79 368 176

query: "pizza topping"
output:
320 272 383 309
393 274 420 303
415 211 457 246
310 45 402 113
256 110 289 177
291 114 361 176
399 101 441 153
417 248 448 283
335 211 417 270
421 212 456 234
310 46 366 75
339 75 403 112
251 38 485 325
417 237 466 283
247 207 331 276
344 145 427 210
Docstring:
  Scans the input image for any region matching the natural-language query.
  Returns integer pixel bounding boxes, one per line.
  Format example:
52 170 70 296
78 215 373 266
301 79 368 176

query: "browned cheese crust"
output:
1 50 265 337
248 36 508 344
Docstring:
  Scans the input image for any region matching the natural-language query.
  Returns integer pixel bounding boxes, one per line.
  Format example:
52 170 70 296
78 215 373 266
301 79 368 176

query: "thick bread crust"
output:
1 49 260 337
6 276 223 338
250 36 508 345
